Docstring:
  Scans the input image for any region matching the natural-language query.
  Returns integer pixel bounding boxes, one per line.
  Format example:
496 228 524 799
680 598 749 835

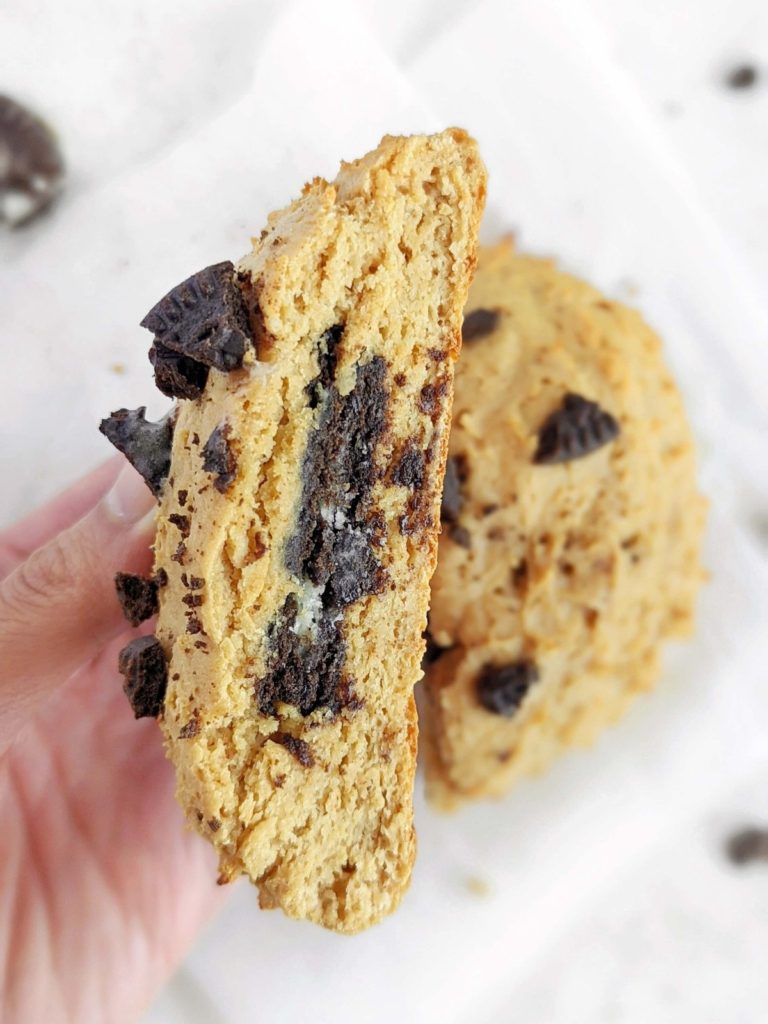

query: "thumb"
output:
0 464 155 753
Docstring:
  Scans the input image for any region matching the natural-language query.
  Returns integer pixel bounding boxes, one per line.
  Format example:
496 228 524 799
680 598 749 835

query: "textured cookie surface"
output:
140 131 485 931
423 241 706 808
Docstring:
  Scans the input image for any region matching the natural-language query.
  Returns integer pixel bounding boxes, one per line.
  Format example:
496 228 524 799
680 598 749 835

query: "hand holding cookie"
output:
0 463 224 1022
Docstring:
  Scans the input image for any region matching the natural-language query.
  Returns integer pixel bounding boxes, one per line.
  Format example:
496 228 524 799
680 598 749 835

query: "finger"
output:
0 458 123 580
0 464 156 753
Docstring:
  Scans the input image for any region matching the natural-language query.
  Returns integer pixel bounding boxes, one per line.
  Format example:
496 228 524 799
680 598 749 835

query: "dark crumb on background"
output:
725 827 768 866
725 63 759 90
0 94 65 228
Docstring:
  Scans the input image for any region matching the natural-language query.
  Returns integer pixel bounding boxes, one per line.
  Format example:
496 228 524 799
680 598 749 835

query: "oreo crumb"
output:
182 593 204 608
189 576 204 590
271 733 315 768
462 308 499 342
0 95 65 228
207 818 221 832
178 489 188 506
141 262 253 390
114 572 159 626
418 377 449 420
99 406 174 498
117 635 167 718
441 454 468 525
154 567 168 588
725 827 768 866
392 442 425 489
202 423 237 492
168 513 190 538
534 393 619 464
725 64 758 90
450 525 472 549
171 542 186 564
477 660 539 716
186 615 203 635
178 713 200 739
394 372 407 386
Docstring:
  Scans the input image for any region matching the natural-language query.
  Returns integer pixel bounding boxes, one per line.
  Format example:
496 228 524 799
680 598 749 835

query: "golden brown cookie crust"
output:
423 240 706 809
153 131 486 930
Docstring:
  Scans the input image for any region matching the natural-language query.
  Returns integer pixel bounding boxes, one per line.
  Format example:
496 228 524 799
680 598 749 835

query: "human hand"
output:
0 460 225 1024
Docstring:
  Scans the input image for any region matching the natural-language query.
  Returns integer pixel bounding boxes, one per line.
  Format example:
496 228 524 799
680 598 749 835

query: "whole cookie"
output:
423 241 706 808
102 130 486 931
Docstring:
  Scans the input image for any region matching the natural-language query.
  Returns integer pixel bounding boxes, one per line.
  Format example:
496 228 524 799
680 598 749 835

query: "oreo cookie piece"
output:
462 308 499 342
534 392 619 465
441 455 465 525
99 407 174 497
117 635 168 718
0 95 65 228
476 660 539 717
142 262 253 401
202 423 237 492
725 827 768 866
149 342 209 400
114 572 159 626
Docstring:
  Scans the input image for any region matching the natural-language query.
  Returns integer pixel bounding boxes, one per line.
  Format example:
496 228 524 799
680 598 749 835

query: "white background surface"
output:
2 2 768 1022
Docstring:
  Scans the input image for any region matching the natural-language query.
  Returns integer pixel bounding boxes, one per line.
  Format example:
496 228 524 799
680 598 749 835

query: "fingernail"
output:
103 464 156 524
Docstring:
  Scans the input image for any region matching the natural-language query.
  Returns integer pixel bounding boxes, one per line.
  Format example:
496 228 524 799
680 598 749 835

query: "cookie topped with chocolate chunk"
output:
102 130 486 932
422 240 706 809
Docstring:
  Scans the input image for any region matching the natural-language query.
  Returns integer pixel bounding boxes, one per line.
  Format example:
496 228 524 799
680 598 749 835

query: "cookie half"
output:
423 241 706 808
103 131 486 931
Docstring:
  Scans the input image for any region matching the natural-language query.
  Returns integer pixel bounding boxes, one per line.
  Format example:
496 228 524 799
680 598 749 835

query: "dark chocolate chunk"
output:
177 489 188 507
182 593 204 608
0 95 65 228
149 341 208 400
99 406 174 498
725 827 768 866
141 261 252 374
462 308 500 342
114 572 159 627
534 393 619 465
271 733 315 768
202 424 237 492
476 660 539 717
441 454 467 525
392 442 425 489
186 615 204 635
117 635 167 719
726 64 758 90
154 567 168 588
